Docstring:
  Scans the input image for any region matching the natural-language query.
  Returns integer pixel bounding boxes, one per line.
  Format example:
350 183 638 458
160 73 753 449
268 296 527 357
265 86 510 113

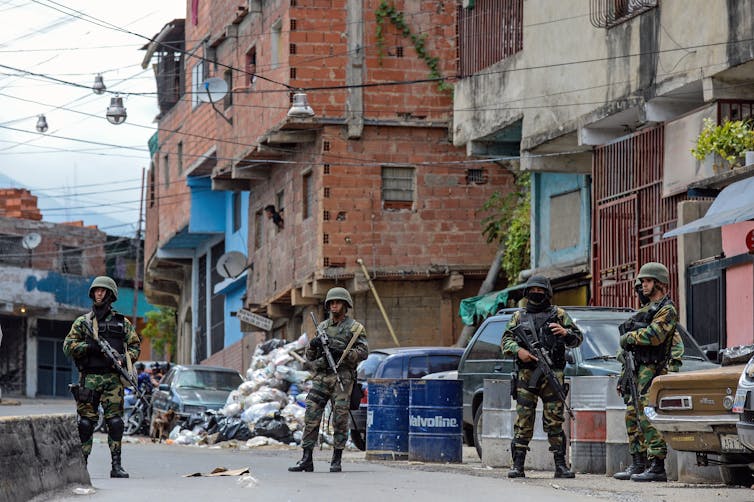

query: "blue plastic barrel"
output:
408 379 463 463
366 379 410 460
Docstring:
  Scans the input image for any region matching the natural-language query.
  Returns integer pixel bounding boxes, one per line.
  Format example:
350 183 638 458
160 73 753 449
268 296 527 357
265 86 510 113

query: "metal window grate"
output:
466 168 488 184
457 0 523 77
589 0 658 28
381 166 415 204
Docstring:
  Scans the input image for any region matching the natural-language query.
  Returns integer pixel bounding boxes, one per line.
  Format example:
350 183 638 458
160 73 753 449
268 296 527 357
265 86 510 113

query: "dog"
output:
151 409 176 443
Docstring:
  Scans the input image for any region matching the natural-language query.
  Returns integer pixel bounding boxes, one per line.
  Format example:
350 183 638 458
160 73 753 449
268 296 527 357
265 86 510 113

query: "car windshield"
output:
572 312 707 362
573 319 623 360
175 370 242 390
357 353 388 380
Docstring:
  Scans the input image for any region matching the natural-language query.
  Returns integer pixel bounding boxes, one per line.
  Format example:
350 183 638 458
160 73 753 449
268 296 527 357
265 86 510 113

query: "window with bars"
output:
191 61 207 108
589 0 658 28
0 234 25 267
381 166 415 210
466 168 488 184
458 0 523 77
162 154 170 188
177 141 183 174
60 245 82 275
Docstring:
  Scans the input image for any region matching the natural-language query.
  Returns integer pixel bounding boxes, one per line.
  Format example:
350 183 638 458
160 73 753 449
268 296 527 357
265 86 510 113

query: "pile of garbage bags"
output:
167 334 317 447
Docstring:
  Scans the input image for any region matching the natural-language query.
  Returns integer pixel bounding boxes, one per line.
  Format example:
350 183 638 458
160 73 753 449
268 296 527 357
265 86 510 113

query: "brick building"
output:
0 189 153 397
143 0 515 366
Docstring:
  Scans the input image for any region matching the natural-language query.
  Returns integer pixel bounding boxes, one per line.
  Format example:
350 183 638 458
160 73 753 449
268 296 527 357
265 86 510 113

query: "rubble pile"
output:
167 335 320 447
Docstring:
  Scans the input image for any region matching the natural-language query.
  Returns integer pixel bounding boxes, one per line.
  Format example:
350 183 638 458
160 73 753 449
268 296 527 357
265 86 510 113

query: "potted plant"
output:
691 118 754 170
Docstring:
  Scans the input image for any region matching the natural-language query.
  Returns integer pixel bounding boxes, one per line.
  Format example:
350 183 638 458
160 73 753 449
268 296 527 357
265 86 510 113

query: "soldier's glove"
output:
329 348 343 362
84 341 99 356
310 336 323 350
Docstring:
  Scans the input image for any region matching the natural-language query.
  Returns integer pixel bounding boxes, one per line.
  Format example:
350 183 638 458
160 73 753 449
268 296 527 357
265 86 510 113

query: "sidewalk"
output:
0 395 75 417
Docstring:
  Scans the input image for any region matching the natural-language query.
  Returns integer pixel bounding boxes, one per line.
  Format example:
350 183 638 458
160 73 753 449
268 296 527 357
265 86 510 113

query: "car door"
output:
458 318 514 426
151 367 176 414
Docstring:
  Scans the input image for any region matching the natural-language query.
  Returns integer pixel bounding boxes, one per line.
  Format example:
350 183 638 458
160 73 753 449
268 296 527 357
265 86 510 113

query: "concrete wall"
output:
453 0 754 152
0 413 89 502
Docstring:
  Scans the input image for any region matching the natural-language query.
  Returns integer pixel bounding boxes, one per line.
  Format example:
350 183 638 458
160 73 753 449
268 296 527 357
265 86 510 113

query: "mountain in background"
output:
0 173 136 237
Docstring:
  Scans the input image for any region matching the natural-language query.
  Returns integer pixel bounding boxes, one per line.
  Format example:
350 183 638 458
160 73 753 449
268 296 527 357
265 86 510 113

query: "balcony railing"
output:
589 0 658 28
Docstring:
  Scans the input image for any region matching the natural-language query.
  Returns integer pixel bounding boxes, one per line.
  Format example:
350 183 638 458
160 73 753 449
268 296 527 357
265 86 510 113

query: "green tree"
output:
141 307 176 361
480 171 531 283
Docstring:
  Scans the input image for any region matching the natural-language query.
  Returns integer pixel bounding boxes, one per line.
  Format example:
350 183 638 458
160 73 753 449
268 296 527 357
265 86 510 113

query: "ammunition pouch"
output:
510 371 518 398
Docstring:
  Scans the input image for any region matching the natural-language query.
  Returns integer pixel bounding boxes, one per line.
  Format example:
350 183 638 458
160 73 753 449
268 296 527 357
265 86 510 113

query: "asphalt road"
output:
24 436 754 502
4 398 752 502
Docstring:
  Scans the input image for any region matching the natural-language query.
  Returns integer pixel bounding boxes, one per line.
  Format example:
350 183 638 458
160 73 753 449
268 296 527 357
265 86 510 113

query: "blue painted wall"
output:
23 271 155 317
187 176 225 234
220 191 249 346
532 172 591 268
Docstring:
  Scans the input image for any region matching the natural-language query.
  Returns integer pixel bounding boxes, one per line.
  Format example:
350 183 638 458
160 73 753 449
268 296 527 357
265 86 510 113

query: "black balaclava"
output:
92 291 113 321
525 289 551 313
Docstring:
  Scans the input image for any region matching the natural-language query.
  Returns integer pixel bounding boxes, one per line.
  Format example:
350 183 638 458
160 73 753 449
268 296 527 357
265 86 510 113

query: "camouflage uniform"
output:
301 316 368 450
620 297 677 461
502 308 582 455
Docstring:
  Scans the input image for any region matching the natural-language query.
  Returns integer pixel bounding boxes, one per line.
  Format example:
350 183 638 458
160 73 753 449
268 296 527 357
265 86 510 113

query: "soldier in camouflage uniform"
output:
63 276 140 478
289 287 368 473
614 276 683 480
501 275 583 479
618 262 678 482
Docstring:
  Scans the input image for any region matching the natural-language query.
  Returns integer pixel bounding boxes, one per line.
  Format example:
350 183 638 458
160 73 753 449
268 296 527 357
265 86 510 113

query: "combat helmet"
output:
88 275 118 301
325 287 353 309
524 275 553 298
636 262 669 285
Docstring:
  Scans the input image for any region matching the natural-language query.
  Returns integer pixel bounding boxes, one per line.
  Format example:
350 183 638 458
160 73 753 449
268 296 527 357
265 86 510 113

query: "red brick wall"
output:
0 189 42 221
200 332 263 374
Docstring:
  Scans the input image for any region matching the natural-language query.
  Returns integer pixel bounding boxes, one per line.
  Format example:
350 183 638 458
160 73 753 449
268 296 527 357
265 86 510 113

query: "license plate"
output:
733 389 747 413
720 434 746 452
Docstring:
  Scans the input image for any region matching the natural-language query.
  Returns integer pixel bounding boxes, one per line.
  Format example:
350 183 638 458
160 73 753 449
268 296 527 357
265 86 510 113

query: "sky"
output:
0 0 186 236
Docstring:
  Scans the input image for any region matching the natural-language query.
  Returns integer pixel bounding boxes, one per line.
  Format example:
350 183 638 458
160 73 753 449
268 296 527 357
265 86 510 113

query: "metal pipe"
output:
356 258 400 347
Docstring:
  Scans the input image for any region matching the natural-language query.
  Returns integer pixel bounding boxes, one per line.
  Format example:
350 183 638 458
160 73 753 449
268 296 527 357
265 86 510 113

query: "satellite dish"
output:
216 251 249 279
21 233 42 250
199 77 229 103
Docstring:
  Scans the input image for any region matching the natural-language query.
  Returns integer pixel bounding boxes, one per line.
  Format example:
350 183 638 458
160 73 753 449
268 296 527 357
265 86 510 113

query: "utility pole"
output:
132 167 145 327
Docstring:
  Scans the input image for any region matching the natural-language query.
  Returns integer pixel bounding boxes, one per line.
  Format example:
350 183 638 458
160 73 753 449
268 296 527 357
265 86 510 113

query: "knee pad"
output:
106 416 124 441
78 416 95 444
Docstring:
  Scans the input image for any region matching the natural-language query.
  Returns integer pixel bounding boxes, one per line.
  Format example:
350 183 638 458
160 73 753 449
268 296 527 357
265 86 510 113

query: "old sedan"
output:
150 364 244 428
646 346 754 486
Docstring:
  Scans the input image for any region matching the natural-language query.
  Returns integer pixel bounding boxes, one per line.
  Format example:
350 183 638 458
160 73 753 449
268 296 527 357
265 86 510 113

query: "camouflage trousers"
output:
512 367 567 452
622 363 667 459
301 370 354 450
76 372 125 458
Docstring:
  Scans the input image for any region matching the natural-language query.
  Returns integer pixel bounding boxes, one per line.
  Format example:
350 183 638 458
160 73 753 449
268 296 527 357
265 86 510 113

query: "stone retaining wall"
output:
0 413 89 502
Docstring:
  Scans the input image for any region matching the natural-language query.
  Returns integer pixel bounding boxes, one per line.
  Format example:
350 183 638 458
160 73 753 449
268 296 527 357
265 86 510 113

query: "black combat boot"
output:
288 447 314 472
631 456 667 482
614 452 646 480
330 448 343 472
110 450 129 478
507 448 526 478
553 450 575 478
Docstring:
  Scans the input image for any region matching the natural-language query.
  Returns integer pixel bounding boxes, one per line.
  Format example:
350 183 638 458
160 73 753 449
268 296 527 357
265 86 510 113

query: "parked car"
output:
150 364 244 433
349 346 465 451
647 345 754 486
458 306 716 459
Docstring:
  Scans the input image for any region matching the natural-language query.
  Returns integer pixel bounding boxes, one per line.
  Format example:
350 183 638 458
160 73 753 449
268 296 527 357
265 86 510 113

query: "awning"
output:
664 176 754 238
458 284 526 326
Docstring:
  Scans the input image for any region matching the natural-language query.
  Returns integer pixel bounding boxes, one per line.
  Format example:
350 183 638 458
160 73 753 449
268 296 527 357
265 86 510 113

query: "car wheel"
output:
473 406 483 460
719 453 754 486
124 407 144 436
350 428 366 451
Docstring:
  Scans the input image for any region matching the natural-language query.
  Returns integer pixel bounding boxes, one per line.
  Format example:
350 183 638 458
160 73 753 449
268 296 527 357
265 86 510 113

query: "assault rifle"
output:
512 323 574 421
309 312 364 445
80 321 148 406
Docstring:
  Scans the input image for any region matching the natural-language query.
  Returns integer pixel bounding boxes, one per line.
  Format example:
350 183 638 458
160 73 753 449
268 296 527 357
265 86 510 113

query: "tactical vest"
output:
628 297 674 366
517 306 567 370
83 313 128 374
